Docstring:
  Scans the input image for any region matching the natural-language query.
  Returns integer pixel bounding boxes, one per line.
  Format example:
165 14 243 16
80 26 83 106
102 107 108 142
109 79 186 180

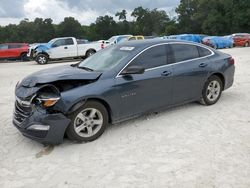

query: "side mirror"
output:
121 65 145 75
52 44 58 48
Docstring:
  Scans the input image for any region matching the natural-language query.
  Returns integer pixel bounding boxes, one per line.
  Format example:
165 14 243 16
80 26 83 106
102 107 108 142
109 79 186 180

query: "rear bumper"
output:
13 110 71 145
224 65 235 90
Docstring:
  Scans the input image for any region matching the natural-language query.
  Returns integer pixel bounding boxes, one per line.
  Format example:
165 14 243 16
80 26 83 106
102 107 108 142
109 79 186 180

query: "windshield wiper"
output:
77 66 94 72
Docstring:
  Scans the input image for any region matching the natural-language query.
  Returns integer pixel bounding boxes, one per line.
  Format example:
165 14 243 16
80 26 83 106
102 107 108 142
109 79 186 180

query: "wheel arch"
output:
37 51 49 58
68 97 112 123
209 72 225 90
20 51 28 56
85 48 96 55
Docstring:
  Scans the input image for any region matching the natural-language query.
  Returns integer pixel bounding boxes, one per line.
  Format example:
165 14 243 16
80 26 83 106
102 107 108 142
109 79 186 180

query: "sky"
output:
0 0 180 26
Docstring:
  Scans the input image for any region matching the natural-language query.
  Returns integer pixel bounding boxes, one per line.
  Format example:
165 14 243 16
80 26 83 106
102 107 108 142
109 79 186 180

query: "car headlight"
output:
37 97 60 107
32 85 61 108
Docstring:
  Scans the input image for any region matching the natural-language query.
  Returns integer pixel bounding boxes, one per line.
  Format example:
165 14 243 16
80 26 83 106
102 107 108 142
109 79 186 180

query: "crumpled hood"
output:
20 65 102 88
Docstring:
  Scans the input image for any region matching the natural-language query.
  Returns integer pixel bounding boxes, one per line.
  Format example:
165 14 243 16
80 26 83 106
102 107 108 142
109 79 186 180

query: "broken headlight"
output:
34 86 61 108
36 94 60 107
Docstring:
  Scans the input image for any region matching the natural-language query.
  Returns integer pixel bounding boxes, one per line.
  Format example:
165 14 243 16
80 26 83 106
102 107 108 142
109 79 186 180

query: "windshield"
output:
48 39 57 45
78 45 135 71
108 36 117 43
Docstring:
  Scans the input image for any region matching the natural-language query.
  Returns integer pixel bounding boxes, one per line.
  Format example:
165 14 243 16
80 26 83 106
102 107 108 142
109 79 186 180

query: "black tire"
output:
200 75 223 106
36 54 49 65
20 53 29 61
86 50 96 58
244 42 249 47
213 44 218 49
66 101 108 142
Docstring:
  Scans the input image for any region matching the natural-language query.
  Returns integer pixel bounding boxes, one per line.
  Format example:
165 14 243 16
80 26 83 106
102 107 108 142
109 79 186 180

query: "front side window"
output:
129 45 167 69
52 39 66 47
169 44 200 63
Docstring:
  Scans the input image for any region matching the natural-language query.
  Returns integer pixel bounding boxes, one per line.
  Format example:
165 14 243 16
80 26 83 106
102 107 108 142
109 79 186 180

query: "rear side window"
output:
0 44 8 50
130 45 167 69
197 46 212 57
169 44 199 63
129 37 136 41
65 38 74 45
9 44 22 49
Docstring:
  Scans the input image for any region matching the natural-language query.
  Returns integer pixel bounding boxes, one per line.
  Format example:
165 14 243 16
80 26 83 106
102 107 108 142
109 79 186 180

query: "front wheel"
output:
200 75 223 105
36 54 49 65
66 101 108 142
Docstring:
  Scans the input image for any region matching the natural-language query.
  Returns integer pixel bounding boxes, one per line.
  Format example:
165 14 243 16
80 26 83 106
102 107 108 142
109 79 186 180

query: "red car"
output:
232 33 250 47
0 43 29 60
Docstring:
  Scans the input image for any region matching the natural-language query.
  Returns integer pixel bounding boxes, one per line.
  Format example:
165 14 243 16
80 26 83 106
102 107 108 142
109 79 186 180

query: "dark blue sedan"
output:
13 40 235 144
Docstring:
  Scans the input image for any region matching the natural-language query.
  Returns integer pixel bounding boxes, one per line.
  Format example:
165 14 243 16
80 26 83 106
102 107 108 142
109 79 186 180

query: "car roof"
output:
2 43 28 45
116 39 201 48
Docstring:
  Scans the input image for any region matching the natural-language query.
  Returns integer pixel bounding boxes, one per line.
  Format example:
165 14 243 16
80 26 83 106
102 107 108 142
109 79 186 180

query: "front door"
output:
114 44 174 119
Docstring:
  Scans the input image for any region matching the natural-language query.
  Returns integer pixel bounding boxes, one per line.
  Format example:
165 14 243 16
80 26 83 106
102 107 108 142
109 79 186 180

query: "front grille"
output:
13 100 32 126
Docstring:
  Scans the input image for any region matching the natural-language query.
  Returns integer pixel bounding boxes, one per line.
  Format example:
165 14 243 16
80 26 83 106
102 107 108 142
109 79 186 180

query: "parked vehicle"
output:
28 37 106 64
144 36 158 40
202 36 234 49
232 33 250 47
0 43 29 61
164 34 202 43
108 35 132 44
128 36 144 41
13 40 235 144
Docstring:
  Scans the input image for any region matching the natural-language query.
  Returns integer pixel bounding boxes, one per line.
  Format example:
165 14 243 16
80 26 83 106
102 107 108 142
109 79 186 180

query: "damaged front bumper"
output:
13 100 71 145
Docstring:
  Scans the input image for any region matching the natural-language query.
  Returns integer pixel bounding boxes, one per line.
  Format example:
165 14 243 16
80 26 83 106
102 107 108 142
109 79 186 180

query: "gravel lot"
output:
0 48 250 188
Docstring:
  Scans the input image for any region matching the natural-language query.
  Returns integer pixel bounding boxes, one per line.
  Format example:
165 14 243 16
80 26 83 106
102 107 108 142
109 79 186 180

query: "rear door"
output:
64 38 77 57
169 43 212 104
115 44 174 119
7 44 22 58
0 44 9 58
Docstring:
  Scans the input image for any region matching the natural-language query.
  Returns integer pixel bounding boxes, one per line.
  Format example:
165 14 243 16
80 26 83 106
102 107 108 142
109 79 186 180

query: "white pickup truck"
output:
28 37 107 64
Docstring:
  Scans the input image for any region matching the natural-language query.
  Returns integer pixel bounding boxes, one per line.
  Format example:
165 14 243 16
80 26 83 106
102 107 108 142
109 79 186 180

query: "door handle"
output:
64 46 68 49
199 63 207 68
161 71 172 76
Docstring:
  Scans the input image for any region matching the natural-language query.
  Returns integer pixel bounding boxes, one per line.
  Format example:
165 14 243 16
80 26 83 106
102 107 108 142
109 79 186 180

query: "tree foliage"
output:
0 2 249 43
176 0 250 35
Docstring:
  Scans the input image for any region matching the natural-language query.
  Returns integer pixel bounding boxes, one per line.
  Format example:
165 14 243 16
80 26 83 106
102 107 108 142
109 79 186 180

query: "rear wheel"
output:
200 75 223 105
66 101 108 142
20 53 28 61
36 54 49 65
86 50 96 58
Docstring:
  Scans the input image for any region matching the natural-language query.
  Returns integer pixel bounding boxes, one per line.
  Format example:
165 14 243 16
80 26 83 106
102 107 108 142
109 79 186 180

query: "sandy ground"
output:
0 48 250 188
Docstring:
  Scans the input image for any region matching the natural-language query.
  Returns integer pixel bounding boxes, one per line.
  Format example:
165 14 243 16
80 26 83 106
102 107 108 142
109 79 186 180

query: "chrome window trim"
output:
116 41 214 78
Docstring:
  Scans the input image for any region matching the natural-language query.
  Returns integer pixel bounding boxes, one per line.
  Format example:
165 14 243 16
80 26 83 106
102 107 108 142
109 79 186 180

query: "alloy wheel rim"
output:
73 108 103 138
206 80 221 102
88 52 94 56
39 56 46 64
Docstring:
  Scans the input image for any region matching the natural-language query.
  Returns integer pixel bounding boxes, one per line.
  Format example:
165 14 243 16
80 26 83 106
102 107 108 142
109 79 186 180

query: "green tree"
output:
115 10 127 21
94 15 117 39
57 17 83 38
131 7 170 35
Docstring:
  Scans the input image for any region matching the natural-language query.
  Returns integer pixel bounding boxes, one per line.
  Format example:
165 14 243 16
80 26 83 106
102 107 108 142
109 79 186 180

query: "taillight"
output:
229 57 235 65
101 42 104 49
